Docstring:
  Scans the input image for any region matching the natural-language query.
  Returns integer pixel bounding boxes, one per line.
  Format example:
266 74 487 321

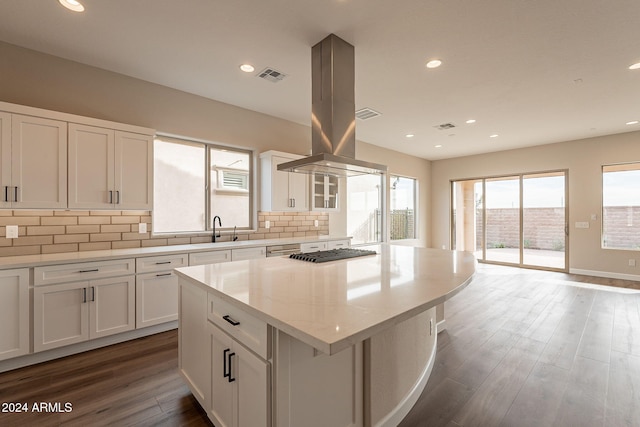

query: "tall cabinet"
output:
0 113 67 209
0 269 29 362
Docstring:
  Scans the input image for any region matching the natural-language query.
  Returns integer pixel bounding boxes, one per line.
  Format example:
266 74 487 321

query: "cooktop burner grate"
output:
289 248 377 263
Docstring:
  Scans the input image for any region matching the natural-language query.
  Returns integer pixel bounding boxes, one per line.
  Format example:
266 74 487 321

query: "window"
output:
602 163 640 250
153 136 254 234
390 175 417 240
346 174 384 245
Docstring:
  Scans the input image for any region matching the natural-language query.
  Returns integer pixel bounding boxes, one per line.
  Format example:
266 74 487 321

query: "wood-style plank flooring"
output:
1 263 638 426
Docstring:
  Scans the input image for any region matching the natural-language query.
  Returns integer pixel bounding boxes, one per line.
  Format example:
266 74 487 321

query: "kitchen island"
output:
176 244 475 427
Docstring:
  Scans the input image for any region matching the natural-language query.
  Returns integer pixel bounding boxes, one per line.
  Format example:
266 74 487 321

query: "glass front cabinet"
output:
311 173 339 211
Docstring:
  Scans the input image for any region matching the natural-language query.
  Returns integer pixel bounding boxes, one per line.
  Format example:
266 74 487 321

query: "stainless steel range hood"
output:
277 34 387 177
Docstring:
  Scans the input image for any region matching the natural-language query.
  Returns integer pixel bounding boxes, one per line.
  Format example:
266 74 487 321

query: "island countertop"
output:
175 244 476 355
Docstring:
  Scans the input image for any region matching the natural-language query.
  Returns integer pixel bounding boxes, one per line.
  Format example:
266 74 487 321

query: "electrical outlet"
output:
265 220 270 229
6 225 18 239
314 219 318 227
138 223 147 233
630 259 636 267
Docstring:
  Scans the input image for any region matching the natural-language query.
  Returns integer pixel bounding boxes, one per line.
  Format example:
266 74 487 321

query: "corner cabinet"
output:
311 173 340 211
68 123 153 210
260 151 309 212
0 113 67 209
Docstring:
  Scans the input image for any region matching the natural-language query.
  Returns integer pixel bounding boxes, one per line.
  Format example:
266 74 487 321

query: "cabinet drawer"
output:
231 247 266 261
300 242 327 253
189 250 231 266
207 293 269 359
34 258 135 286
136 253 188 273
327 240 350 250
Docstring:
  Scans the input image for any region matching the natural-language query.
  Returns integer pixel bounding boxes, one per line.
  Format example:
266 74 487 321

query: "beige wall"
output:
0 41 431 247
431 131 640 279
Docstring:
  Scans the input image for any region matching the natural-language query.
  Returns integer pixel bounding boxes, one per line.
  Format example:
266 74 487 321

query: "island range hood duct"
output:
277 34 388 177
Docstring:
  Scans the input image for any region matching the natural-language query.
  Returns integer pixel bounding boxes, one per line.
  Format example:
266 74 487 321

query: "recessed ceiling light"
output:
426 59 442 69
629 62 640 70
490 134 499 138
239 64 255 73
626 120 639 125
435 145 443 148
58 0 84 12
405 134 415 138
465 119 476 124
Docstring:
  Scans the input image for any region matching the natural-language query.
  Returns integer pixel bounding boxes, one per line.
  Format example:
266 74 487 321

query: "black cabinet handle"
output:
223 315 240 326
108 190 113 204
79 269 99 273
228 352 236 383
156 273 172 277
223 348 231 379
82 287 87 303
4 186 8 202
155 261 172 265
91 286 95 302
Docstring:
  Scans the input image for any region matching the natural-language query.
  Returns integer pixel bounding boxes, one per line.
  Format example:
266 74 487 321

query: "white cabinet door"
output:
136 271 178 328
10 114 67 208
0 112 11 209
34 282 89 352
260 151 309 212
68 123 114 209
90 275 135 339
210 323 269 427
68 125 152 210
115 131 153 210
0 268 29 361
235 341 269 427
210 323 235 427
300 242 328 253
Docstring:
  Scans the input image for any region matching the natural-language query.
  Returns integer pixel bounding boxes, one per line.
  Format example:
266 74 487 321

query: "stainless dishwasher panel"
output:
266 244 301 257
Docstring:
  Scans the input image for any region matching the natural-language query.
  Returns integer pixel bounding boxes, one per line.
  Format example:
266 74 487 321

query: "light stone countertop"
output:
0 235 350 269
175 244 476 355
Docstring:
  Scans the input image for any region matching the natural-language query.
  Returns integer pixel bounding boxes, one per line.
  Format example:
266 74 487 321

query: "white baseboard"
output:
569 268 640 282
0 321 177 373
436 319 447 333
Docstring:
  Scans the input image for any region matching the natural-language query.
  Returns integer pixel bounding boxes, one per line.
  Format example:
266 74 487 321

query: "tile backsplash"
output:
0 210 329 256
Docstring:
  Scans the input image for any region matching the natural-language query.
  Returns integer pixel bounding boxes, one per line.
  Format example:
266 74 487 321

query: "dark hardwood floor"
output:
1 263 638 426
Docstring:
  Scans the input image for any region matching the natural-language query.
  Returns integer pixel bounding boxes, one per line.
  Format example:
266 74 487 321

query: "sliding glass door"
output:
452 170 567 271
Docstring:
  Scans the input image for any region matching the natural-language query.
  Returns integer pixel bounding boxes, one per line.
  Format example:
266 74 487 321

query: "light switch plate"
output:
6 225 18 239
265 220 270 229
314 219 319 227
138 223 147 233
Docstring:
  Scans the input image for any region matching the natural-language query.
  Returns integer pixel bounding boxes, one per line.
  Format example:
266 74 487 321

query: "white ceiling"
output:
1 0 639 160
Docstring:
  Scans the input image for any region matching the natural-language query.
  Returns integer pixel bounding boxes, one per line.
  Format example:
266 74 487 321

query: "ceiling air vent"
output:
434 122 456 130
256 67 288 83
355 108 381 120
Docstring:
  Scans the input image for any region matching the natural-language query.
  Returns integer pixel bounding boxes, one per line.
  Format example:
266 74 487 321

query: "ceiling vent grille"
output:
355 108 381 120
434 122 456 130
256 67 288 83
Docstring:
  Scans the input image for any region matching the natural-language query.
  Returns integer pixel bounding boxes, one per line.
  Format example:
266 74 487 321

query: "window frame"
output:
152 134 256 235
602 161 640 251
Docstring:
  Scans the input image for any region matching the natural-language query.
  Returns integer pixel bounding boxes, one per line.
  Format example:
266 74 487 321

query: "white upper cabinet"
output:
260 150 309 212
69 124 152 210
0 113 67 208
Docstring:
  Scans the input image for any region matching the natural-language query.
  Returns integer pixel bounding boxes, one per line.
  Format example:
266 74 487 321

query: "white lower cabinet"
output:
0 268 29 361
210 323 269 427
136 272 178 328
135 254 188 328
34 275 135 352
